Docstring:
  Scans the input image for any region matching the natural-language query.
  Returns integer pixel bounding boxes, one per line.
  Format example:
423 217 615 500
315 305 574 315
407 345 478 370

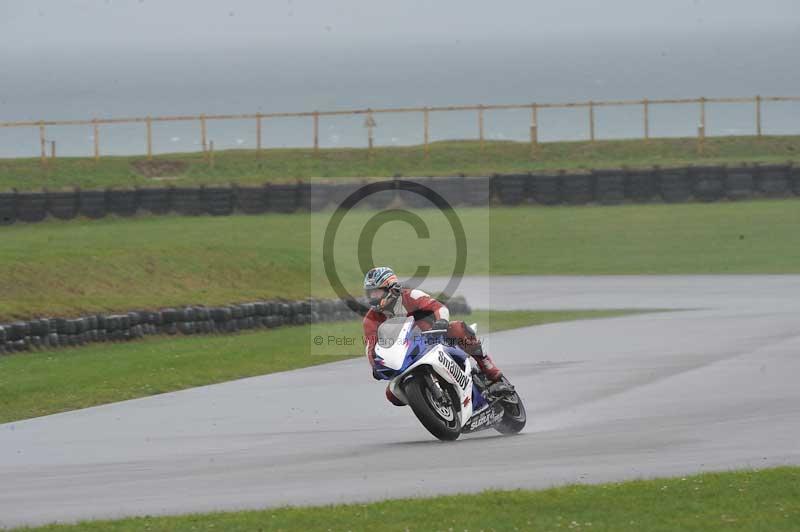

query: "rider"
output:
362 266 504 406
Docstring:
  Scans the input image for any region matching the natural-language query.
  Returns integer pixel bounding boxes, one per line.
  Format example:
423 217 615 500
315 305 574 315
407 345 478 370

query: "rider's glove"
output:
432 318 449 331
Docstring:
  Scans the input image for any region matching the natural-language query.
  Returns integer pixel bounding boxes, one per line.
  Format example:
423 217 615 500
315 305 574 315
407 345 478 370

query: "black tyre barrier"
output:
172 187 205 215
398 178 437 209
755 164 792 197
531 174 561 205
2 164 798 228
0 295 471 356
625 169 658 202
203 187 234 216
791 166 800 196
429 176 466 207
234 185 268 214
138 187 172 214
657 167 691 203
493 174 529 205
107 189 139 216
689 166 726 203
79 189 107 219
461 176 491 206
266 183 300 213
46 190 79 220
17 192 48 222
327 182 365 208
561 174 594 205
0 191 15 225
303 182 332 211
725 166 755 200
592 169 625 205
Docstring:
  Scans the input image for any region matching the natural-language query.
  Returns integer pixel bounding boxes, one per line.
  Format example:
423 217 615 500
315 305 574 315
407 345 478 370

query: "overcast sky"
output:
2 0 798 53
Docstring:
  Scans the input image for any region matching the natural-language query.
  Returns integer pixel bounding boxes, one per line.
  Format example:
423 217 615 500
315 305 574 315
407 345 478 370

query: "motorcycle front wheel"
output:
405 369 462 441
493 378 527 435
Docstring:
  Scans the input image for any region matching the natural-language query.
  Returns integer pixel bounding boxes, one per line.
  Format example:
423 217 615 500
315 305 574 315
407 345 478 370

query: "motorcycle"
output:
373 316 526 441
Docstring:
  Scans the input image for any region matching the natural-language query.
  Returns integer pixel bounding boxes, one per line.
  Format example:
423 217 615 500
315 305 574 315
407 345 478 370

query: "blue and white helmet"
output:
364 267 400 309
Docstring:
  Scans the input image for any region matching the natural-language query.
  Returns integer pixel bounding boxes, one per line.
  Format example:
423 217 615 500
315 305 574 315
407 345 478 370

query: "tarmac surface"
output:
2 275 799 528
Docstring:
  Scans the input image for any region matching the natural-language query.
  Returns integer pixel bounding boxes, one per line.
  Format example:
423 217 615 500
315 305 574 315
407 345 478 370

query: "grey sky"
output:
3 0 798 53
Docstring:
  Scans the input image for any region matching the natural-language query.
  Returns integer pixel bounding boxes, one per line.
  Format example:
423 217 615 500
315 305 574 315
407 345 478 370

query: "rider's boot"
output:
473 351 504 382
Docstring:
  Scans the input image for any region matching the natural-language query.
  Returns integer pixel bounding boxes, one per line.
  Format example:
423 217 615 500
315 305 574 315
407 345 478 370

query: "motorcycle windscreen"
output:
374 316 418 370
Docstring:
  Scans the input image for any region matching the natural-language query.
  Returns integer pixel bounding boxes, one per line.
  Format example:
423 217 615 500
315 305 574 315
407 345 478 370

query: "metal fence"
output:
1 95 799 165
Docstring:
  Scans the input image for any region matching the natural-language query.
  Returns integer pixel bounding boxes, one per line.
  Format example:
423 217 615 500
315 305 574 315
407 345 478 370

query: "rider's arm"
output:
362 309 383 369
405 289 450 321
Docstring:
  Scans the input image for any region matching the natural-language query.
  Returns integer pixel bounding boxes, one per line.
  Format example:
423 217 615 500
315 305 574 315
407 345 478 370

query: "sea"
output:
1 30 798 158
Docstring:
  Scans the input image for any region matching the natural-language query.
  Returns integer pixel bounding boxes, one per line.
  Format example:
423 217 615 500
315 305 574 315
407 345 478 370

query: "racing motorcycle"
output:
373 317 526 441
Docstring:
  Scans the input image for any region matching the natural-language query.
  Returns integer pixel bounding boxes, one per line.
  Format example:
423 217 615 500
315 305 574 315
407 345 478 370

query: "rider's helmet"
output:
364 266 400 312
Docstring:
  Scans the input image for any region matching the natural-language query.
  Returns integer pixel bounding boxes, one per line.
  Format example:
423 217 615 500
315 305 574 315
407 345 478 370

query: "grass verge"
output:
1 135 798 191
1 200 799 320
0 309 644 424
16 466 800 531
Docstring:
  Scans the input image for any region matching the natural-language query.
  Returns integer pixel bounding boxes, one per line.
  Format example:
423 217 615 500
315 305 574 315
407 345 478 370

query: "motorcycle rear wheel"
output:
405 370 462 441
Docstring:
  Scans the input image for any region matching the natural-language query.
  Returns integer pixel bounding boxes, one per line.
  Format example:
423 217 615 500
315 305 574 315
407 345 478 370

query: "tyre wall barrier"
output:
725 166 755 200
0 164 797 226
17 192 48 222
625 168 658 202
461 176 492 206
171 187 205 215
657 167 691 203
267 183 300 213
593 169 625 205
234 185 268 214
46 190 79 220
689 166 726 203
756 164 792 197
792 166 800 196
203 187 234 216
138 187 172 214
561 174 594 205
79 189 107 219
530 174 561 205
0 295 471 356
0 192 15 225
107 189 139 217
493 174 529 205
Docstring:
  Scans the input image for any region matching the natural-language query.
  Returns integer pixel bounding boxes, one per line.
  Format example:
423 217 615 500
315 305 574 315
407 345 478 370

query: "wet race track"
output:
2 276 799 527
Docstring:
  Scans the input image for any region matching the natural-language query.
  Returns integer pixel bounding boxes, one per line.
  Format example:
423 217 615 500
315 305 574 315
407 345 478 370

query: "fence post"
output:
643 98 650 140
146 116 153 161
423 107 430 160
529 104 538 159
589 101 595 142
313 111 319 155
209 140 215 168
366 109 375 158
700 96 706 132
200 114 208 156
39 121 47 166
698 97 706 154
755 95 762 137
50 140 56 161
93 119 100 162
256 113 262 159
478 105 485 152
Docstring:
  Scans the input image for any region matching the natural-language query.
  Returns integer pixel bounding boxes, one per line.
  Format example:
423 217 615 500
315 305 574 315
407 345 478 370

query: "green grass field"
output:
0 309 643 424
1 135 798 191
17 466 800 531
0 200 798 320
